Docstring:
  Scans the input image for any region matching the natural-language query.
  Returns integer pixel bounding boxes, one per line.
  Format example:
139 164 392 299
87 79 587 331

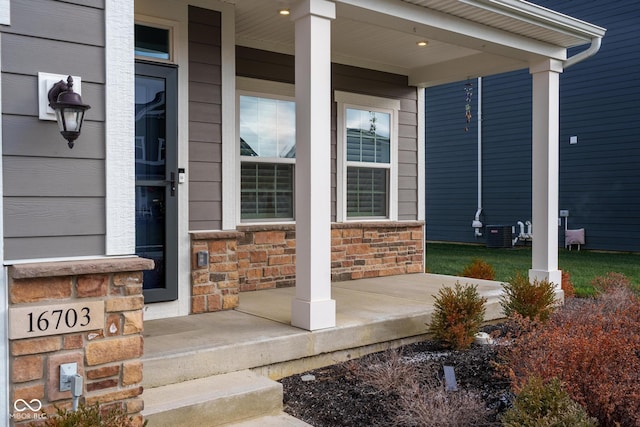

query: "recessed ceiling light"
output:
417 40 429 47
279 8 290 16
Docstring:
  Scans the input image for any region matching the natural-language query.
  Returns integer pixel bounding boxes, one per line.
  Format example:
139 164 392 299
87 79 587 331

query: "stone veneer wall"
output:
7 257 153 426
190 221 424 313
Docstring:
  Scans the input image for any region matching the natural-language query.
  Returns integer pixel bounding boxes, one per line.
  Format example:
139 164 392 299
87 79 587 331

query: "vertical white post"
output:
529 59 563 288
291 0 336 331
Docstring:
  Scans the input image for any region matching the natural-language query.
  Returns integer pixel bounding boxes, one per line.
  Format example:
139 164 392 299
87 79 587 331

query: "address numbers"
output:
9 301 104 340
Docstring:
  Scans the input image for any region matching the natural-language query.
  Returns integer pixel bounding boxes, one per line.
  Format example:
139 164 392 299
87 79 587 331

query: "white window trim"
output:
335 91 399 222
236 77 296 225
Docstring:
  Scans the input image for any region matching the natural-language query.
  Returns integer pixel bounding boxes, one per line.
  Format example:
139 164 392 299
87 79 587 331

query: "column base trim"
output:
291 298 336 331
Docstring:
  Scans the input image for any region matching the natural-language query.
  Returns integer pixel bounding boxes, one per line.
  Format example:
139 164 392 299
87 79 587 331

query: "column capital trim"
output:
529 58 563 74
292 0 336 21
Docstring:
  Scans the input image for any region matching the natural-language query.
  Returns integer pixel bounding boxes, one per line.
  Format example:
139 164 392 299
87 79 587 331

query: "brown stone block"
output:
207 294 223 311
47 351 84 401
87 365 120 380
254 231 285 245
191 270 210 285
268 255 292 265
123 311 143 335
84 386 143 406
217 280 239 290
10 277 72 303
12 383 45 402
342 228 363 238
105 296 144 313
245 268 263 279
85 336 143 366
64 334 84 350
193 283 216 296
87 378 118 392
126 397 144 414
209 262 237 273
407 264 424 273
257 281 276 290
249 251 267 263
77 274 109 297
125 283 143 296
113 272 144 288
12 355 43 382
208 239 229 254
240 283 257 292
281 265 296 276
122 361 143 386
191 295 206 314
106 313 121 336
346 244 371 255
12 337 61 356
222 294 239 309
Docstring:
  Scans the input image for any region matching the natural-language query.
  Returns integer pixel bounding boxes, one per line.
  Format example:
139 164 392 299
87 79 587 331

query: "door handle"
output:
168 172 176 196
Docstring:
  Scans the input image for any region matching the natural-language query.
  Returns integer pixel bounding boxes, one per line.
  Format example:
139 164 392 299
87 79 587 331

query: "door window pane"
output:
135 24 170 60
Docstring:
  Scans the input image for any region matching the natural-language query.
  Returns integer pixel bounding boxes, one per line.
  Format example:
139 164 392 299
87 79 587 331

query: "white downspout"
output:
563 37 602 69
472 77 483 237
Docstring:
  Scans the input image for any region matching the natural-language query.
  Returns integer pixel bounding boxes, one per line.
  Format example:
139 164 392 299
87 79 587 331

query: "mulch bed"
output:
280 324 512 426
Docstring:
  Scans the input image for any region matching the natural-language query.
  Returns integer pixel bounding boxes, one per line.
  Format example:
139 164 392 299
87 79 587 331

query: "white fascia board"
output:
336 0 575 59
461 0 606 40
105 0 135 255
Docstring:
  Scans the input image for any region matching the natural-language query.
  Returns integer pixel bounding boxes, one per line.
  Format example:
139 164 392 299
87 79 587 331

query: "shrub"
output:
500 273 556 321
500 376 597 427
590 271 635 294
499 290 640 426
561 269 575 298
429 282 487 350
354 349 491 427
460 258 495 280
37 402 146 427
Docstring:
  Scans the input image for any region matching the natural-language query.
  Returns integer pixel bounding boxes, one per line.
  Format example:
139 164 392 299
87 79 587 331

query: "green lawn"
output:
425 242 640 297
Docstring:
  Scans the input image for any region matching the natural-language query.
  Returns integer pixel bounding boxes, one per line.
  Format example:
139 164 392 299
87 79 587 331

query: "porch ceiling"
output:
232 0 605 86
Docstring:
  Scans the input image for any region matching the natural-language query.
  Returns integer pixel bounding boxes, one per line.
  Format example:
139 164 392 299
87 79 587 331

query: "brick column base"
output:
7 257 153 426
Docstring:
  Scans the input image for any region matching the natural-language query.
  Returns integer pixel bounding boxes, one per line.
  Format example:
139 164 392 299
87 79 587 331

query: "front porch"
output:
141 273 504 425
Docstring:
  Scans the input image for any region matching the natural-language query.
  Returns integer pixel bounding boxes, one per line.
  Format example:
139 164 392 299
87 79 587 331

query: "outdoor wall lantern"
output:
47 76 91 148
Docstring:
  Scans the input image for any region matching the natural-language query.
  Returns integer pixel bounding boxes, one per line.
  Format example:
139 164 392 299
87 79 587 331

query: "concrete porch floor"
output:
143 273 505 383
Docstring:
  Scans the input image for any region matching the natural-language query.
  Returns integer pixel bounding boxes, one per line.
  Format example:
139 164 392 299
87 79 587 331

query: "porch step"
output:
141 370 286 427
225 413 312 426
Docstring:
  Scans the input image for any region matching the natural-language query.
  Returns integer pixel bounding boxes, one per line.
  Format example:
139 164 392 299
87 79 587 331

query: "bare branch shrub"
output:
499 289 640 426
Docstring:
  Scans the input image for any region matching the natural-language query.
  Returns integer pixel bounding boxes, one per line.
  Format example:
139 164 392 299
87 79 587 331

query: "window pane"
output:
135 25 170 60
241 163 294 219
240 96 295 158
346 167 388 217
346 108 390 163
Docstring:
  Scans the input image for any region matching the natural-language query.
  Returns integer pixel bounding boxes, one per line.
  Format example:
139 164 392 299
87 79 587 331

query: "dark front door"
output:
135 62 178 303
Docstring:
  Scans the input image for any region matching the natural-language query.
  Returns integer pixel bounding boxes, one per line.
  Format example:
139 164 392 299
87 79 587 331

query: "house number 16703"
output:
27 307 91 332
9 301 105 340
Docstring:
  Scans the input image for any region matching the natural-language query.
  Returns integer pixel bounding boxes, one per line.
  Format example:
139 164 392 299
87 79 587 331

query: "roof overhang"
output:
233 0 606 86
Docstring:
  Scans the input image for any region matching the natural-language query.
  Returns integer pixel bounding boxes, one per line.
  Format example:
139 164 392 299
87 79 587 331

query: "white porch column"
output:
290 0 336 330
529 59 563 287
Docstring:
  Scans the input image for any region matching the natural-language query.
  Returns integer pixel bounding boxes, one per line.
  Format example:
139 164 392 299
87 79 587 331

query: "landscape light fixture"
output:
47 75 91 148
